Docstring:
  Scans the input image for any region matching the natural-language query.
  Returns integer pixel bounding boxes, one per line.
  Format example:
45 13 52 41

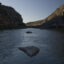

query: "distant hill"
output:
26 4 64 29
0 3 26 29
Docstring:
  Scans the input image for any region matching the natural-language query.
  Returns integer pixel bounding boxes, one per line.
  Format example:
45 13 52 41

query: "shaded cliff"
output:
26 4 64 29
0 3 26 29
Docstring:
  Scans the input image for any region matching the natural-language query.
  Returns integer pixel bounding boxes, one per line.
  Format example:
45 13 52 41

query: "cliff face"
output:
26 4 64 28
0 3 25 29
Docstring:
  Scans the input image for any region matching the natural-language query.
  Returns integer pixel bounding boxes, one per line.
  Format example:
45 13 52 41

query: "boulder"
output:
26 31 32 33
18 46 40 57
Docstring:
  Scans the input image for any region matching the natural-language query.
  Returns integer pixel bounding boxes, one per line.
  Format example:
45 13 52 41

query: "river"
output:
0 28 64 64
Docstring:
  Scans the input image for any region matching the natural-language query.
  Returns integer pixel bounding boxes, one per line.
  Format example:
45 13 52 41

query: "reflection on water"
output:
0 28 64 64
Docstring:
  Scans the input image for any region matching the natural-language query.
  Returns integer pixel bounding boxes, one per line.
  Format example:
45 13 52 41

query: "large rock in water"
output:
18 46 40 57
0 3 25 29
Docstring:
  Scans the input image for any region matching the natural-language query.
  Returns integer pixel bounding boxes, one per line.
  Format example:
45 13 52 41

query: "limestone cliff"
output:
26 4 64 28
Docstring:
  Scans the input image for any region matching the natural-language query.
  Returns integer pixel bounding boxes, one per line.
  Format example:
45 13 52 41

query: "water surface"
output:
0 28 64 64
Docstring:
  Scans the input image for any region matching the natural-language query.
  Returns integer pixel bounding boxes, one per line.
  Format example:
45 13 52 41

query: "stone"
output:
26 31 32 33
18 46 40 57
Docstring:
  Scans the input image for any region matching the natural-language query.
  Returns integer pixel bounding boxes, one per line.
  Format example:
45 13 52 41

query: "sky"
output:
0 0 64 23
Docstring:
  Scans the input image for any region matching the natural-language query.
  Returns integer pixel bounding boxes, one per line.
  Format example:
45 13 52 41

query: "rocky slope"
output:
0 3 26 29
26 4 64 28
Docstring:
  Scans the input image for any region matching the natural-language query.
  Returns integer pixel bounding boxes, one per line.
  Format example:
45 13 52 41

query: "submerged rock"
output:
18 46 40 57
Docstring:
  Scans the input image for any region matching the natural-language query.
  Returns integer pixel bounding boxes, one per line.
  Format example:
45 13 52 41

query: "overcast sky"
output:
0 0 64 23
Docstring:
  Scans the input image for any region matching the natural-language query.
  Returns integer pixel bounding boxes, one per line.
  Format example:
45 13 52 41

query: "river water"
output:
0 28 64 64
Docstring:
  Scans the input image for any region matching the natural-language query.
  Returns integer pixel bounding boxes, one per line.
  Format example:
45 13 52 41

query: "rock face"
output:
0 3 25 29
26 4 64 29
18 46 40 57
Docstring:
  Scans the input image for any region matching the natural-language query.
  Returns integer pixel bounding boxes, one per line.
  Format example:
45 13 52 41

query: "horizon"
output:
0 0 64 23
